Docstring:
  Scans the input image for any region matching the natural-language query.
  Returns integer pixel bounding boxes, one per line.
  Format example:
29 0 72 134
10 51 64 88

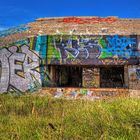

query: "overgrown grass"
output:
1 94 140 140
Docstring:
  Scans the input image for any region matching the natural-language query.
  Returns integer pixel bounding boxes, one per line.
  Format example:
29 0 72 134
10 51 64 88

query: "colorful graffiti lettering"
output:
0 34 139 93
0 35 49 93
101 35 136 59
48 35 137 64
0 45 41 93
52 36 101 60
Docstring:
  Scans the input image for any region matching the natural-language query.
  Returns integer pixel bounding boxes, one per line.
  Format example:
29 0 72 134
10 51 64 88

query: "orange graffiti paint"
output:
61 17 118 24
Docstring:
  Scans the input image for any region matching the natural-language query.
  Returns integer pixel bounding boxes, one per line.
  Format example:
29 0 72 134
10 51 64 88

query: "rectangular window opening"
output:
46 65 125 88
100 66 124 88
48 65 83 87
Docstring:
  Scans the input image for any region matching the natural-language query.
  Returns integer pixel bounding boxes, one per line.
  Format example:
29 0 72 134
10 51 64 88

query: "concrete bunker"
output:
0 17 140 97
47 65 125 88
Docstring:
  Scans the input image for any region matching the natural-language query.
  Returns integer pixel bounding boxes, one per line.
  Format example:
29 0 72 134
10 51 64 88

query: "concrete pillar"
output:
94 67 100 88
124 65 129 88
82 67 100 88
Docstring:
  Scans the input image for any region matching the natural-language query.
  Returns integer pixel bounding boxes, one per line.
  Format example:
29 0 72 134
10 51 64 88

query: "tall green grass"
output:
0 95 140 140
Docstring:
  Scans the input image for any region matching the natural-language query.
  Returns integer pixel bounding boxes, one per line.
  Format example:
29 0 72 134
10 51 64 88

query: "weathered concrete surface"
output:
1 17 140 46
40 88 129 99
129 90 140 98
0 17 140 95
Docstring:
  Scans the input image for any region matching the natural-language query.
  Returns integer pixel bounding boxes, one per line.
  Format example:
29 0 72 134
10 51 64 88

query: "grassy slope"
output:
0 95 140 140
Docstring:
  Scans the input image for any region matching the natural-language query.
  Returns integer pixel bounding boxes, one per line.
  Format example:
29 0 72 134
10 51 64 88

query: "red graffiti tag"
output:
60 17 118 24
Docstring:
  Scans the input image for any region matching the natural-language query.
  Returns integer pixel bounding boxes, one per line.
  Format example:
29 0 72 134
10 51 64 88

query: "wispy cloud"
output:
0 27 7 31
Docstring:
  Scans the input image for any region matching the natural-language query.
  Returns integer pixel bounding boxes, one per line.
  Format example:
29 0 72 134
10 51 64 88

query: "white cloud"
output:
0 27 8 31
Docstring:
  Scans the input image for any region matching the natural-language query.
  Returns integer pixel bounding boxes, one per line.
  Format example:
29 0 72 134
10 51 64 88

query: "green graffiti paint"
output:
48 36 61 61
98 37 107 48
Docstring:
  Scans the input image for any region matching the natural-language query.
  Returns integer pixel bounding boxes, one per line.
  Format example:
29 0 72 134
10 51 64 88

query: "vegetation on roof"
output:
0 24 30 37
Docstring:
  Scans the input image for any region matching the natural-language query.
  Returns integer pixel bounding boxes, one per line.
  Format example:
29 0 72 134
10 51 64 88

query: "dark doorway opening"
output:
48 65 82 87
100 66 124 88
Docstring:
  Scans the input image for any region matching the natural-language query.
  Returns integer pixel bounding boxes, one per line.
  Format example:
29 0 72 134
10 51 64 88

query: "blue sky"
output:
0 0 140 30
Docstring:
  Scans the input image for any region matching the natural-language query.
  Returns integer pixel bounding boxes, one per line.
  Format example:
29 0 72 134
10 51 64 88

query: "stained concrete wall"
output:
0 34 140 94
0 36 49 93
82 67 100 88
128 65 140 97
40 87 129 99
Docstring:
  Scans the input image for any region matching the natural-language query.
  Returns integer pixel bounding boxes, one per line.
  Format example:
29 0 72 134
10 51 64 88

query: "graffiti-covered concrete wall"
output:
0 34 140 93
48 35 138 65
0 35 50 93
129 65 140 90
128 65 140 96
